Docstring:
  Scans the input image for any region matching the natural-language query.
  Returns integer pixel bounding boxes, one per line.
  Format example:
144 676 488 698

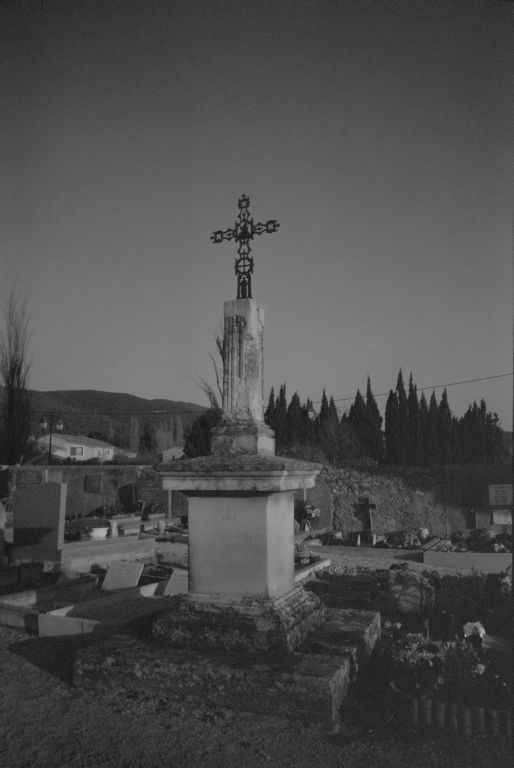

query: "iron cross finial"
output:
211 195 280 299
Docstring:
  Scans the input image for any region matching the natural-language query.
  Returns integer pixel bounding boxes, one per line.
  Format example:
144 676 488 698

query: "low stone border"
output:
305 543 423 562
398 693 512 737
423 550 512 573
294 557 331 583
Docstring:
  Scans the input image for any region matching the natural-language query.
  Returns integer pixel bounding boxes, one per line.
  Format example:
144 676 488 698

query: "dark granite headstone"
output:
13 482 67 561
137 481 165 506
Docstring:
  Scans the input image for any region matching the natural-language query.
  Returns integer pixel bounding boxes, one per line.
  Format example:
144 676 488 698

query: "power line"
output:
311 373 514 405
30 372 513 415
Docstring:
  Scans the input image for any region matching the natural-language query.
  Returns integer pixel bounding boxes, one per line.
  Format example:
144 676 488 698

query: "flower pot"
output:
89 527 109 539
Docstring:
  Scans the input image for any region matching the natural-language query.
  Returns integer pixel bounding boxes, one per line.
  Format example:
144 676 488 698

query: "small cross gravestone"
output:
358 497 377 531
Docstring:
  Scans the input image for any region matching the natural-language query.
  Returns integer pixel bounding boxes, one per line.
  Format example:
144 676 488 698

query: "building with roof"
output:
36 434 136 462
159 447 184 463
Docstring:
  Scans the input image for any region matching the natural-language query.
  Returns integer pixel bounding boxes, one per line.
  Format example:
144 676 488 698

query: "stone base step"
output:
303 608 381 680
74 636 351 732
74 607 381 732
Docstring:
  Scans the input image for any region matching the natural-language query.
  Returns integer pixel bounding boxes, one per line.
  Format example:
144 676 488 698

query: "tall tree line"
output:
184 370 507 466
383 370 505 465
263 373 506 466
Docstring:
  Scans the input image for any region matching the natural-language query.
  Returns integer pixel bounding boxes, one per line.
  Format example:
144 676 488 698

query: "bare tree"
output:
190 321 224 413
128 415 140 453
0 289 33 463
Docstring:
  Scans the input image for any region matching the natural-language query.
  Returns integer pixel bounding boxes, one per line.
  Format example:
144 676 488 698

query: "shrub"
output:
382 622 511 709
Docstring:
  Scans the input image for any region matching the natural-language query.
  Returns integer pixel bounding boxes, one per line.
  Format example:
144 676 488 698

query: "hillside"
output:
27 389 207 446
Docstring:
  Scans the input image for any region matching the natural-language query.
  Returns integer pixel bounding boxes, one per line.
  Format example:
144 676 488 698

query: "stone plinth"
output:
153 586 324 654
211 420 275 458
158 454 323 652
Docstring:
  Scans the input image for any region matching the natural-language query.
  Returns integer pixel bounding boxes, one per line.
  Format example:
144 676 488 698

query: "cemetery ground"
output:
0 544 511 768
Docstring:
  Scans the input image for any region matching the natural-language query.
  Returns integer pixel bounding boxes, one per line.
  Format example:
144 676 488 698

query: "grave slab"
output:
162 569 189 596
101 561 144 591
38 613 100 637
61 536 154 572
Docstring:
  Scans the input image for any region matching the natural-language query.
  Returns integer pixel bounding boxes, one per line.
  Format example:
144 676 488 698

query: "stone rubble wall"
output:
314 464 511 537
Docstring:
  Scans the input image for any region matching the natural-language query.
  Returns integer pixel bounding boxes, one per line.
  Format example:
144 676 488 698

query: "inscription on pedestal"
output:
188 494 294 599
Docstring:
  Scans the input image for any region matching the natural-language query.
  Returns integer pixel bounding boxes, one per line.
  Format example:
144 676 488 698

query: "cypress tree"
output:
384 390 400 464
324 395 340 464
274 384 288 453
419 391 429 465
424 391 441 465
437 388 453 464
365 376 383 461
396 370 409 465
265 387 275 430
285 391 304 451
478 400 488 462
348 389 368 457
450 415 461 463
407 374 422 465
484 410 505 463
319 390 330 431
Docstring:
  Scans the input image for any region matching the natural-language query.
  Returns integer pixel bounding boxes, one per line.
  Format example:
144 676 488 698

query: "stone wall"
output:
13 466 153 519
322 464 511 537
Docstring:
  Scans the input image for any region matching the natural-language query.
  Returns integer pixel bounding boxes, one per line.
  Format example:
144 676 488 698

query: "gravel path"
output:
0 544 510 768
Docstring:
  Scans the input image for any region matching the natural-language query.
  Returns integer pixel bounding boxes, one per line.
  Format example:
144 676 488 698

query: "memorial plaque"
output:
488 485 513 506
492 509 513 525
16 470 43 489
84 474 102 494
163 568 189 595
137 481 164 505
101 561 144 591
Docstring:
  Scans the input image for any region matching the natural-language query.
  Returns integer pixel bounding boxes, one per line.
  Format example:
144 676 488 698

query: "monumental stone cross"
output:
157 197 322 653
211 194 279 300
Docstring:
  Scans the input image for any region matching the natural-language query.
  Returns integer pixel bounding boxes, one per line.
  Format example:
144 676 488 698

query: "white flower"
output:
463 621 485 638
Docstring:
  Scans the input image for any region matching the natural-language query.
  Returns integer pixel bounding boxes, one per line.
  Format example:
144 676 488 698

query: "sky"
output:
1 0 513 428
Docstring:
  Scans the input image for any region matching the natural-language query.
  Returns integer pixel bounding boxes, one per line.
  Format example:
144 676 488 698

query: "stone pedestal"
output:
158 455 324 653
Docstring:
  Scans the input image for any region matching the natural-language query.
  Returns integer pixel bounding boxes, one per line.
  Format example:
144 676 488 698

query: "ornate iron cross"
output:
211 195 279 299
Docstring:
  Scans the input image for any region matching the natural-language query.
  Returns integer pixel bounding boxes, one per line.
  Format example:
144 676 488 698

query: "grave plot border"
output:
396 692 512 738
